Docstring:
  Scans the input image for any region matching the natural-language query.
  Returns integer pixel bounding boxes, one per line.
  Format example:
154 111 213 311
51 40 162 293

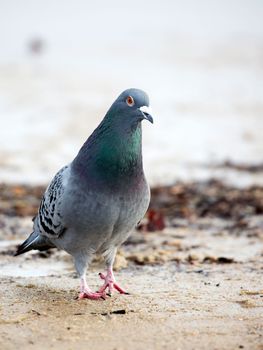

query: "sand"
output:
0 215 262 350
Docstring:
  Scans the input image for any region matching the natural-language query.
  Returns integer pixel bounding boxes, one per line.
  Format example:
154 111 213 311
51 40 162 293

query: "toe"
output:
98 283 108 293
113 283 128 294
99 272 106 280
78 291 106 300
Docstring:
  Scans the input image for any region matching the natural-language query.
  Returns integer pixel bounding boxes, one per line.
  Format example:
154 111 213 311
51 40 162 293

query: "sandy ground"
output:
0 215 262 350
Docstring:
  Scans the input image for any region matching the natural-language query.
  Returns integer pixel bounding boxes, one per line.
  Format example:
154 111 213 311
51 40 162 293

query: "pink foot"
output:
78 290 106 300
78 277 106 300
98 269 129 296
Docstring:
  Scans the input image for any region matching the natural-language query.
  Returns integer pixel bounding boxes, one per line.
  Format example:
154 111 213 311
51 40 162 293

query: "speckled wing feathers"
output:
36 165 69 238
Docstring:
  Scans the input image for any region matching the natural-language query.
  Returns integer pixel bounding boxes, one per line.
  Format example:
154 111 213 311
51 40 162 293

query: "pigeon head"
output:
105 88 153 129
73 88 153 182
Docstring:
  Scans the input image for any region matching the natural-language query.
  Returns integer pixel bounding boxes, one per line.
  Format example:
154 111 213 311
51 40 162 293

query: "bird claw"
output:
78 290 106 300
98 271 129 295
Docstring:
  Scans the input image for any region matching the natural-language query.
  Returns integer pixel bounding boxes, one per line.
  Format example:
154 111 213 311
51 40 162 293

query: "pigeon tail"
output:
14 231 54 256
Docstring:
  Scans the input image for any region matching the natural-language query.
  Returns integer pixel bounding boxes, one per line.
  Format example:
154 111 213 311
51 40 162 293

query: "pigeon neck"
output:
73 121 143 183
96 124 143 173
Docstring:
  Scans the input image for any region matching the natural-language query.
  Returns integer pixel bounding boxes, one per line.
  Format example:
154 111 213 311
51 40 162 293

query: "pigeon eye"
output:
126 96 135 107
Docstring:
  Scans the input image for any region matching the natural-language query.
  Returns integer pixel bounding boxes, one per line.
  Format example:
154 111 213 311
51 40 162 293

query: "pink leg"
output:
78 276 106 300
98 267 129 295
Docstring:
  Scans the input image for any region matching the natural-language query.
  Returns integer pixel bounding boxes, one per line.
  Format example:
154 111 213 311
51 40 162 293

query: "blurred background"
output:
0 0 263 186
1 3 263 348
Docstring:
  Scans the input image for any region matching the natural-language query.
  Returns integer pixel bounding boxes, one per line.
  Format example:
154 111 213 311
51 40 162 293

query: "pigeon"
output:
15 88 153 300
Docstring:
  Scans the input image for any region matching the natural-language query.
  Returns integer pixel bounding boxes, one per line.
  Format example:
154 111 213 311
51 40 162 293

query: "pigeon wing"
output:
36 165 69 239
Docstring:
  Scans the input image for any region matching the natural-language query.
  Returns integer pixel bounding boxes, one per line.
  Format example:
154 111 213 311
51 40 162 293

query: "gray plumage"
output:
15 88 153 299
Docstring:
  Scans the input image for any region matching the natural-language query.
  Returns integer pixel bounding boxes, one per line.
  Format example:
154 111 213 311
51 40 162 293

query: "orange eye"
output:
126 96 135 107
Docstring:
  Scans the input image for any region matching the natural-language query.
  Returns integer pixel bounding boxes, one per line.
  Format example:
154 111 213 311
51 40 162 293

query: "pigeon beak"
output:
139 106 154 124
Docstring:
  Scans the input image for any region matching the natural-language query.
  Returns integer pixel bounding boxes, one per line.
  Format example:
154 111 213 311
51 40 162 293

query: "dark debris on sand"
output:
0 180 263 231
150 179 263 221
0 184 44 217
